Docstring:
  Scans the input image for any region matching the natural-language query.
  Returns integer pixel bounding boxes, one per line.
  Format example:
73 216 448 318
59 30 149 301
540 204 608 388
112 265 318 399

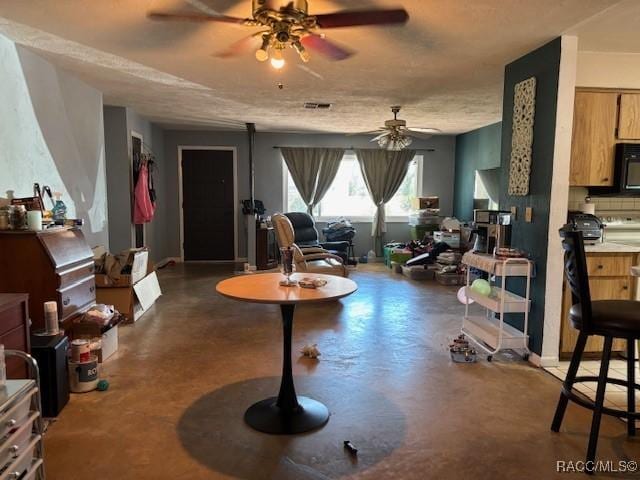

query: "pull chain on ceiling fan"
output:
148 0 409 69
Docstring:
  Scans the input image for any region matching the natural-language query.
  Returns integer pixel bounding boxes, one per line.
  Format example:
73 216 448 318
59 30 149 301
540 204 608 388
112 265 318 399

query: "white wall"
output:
576 51 640 88
541 36 577 367
0 34 108 248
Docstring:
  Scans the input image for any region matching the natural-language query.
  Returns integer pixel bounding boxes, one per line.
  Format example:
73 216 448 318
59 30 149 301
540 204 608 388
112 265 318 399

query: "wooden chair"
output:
552 228 640 471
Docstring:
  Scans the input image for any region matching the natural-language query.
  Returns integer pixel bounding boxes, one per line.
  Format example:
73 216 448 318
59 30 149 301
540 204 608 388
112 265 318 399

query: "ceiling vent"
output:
304 102 333 110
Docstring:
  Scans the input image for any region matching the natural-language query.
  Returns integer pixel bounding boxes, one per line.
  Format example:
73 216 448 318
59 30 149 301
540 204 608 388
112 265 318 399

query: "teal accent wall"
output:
453 122 502 220
499 38 561 356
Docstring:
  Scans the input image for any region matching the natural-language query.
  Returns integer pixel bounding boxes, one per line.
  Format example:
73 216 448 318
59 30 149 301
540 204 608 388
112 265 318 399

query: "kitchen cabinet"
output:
570 91 618 187
618 93 640 139
560 252 636 356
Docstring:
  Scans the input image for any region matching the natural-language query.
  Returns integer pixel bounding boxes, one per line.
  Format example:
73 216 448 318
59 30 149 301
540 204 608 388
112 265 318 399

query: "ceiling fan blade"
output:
147 11 247 24
346 129 385 136
215 33 263 58
408 127 442 134
300 34 354 61
315 8 409 29
371 132 389 142
296 64 324 80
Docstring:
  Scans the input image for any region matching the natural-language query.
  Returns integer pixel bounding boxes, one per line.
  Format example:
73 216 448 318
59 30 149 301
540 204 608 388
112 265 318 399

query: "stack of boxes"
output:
93 248 162 323
409 197 440 241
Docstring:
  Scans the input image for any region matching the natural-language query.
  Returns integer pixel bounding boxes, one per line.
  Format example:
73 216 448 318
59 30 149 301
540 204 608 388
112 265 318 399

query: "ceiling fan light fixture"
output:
270 48 285 69
255 34 271 62
378 131 412 151
255 48 269 62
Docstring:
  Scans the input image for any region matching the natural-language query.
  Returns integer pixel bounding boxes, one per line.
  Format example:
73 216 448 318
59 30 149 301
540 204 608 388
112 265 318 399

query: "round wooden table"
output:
216 272 357 434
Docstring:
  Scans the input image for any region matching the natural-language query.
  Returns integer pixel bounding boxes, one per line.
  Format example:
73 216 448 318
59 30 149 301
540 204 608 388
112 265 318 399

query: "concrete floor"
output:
44 264 640 479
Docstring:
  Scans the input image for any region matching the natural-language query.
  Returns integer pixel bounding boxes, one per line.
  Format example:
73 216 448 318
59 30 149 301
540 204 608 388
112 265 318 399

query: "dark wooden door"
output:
182 149 235 261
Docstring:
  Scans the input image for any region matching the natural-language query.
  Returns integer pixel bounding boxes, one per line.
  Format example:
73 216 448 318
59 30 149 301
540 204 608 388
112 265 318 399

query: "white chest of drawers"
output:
0 380 44 480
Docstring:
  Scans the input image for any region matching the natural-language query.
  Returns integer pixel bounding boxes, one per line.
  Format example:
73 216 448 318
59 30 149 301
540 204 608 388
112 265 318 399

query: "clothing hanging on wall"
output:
133 161 155 224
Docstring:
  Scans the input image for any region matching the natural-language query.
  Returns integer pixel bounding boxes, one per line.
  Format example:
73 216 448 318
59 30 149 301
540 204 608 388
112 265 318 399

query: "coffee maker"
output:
473 210 512 254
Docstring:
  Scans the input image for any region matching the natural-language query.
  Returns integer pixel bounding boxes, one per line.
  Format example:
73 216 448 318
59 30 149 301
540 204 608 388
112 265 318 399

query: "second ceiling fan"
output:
148 0 409 69
354 106 441 151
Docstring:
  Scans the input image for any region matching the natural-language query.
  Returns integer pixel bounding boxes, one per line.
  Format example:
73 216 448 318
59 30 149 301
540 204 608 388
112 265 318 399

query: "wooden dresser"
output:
560 251 638 356
0 295 30 378
0 228 95 332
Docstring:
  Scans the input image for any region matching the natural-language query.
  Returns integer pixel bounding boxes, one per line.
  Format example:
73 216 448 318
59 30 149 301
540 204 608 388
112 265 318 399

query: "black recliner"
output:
284 212 350 263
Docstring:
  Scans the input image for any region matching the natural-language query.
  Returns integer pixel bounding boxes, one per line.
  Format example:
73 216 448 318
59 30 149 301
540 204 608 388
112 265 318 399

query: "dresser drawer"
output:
0 434 40 480
1 326 28 380
57 260 95 289
0 391 35 440
586 254 634 277
0 303 26 338
57 277 96 321
0 412 38 472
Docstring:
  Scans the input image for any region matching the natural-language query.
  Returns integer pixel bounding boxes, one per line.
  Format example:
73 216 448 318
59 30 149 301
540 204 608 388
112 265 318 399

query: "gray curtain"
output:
356 148 416 247
281 147 345 215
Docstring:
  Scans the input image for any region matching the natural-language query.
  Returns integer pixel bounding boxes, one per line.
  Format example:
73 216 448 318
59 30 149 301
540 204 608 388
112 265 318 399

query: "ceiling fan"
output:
355 106 441 151
148 0 409 69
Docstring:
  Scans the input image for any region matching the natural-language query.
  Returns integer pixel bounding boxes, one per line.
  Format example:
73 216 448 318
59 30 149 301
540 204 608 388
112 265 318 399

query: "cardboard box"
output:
411 196 439 210
73 323 119 363
95 250 149 287
96 271 162 323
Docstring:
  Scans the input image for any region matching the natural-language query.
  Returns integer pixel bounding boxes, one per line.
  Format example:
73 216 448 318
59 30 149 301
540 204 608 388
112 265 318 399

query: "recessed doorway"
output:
178 146 238 261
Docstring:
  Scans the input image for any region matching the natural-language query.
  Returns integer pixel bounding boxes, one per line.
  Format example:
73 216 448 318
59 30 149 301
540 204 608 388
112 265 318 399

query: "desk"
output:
216 272 357 434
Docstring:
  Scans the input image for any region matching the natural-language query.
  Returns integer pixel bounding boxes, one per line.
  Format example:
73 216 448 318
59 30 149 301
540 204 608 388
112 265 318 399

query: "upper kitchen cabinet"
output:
570 91 618 187
618 93 640 139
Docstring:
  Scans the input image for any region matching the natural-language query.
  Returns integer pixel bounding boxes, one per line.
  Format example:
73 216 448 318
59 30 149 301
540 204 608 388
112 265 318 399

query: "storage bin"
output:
410 224 439 240
0 393 34 440
436 272 465 286
383 247 413 267
0 412 38 470
401 265 435 281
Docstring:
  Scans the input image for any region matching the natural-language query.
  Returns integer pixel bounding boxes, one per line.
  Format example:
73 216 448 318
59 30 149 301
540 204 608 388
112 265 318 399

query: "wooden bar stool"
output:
552 228 640 472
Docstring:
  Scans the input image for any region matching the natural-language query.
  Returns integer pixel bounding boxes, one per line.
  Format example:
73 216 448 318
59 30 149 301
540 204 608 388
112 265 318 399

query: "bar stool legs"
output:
628 338 636 437
585 337 612 468
552 332 588 432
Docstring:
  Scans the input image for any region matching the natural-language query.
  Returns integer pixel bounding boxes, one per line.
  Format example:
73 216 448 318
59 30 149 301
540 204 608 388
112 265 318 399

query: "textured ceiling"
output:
567 0 640 53
0 0 620 134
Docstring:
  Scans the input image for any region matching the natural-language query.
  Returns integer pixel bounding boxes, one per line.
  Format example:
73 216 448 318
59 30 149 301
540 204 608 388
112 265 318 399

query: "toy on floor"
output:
97 379 109 391
300 344 321 359
343 440 358 455
449 334 477 363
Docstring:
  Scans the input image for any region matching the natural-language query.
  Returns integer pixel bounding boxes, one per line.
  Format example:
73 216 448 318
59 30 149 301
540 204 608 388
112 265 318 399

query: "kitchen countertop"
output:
584 242 640 253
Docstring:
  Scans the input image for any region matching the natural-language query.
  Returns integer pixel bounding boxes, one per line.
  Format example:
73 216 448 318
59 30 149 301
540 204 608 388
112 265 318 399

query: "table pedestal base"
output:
244 396 329 434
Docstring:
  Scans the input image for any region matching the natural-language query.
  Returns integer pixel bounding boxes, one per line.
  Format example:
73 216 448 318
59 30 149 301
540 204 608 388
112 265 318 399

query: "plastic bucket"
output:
68 356 99 393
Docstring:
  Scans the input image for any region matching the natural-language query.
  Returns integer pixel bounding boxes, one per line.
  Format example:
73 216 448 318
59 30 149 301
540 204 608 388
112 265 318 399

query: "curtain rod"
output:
272 146 435 152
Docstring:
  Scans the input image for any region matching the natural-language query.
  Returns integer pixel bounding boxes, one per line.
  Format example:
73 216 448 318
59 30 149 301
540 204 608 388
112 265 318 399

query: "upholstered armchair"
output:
272 213 348 277
284 212 350 263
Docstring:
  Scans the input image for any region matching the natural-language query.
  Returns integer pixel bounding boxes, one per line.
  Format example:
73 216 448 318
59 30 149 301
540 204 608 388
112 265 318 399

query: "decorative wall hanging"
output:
508 76 536 196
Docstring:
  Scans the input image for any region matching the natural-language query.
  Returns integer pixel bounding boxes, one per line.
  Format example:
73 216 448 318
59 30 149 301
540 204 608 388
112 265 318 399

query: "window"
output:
284 153 422 221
